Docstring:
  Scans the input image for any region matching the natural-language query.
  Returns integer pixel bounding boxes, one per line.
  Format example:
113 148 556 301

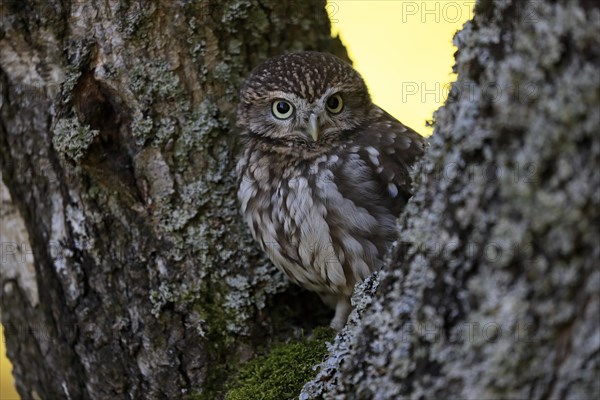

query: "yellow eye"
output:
326 94 343 114
272 100 294 119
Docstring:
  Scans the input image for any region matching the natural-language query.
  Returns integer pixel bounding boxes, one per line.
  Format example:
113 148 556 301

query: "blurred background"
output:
0 1 472 398
328 0 472 136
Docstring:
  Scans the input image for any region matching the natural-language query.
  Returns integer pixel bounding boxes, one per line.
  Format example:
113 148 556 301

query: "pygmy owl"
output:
236 51 425 330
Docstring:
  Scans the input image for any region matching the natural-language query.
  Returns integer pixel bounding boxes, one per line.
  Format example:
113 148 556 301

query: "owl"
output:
236 51 425 330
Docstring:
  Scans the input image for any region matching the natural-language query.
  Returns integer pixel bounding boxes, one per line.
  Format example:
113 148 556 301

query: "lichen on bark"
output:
0 0 347 398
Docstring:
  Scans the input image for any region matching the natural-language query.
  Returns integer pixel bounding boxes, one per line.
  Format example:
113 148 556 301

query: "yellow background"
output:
328 0 473 135
0 1 472 398
1 324 17 399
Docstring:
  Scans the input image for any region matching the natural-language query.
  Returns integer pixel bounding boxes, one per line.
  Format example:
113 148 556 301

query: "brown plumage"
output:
236 52 425 330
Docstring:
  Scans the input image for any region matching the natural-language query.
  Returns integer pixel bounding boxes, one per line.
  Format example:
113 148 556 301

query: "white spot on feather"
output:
387 183 399 198
238 176 257 213
366 146 379 156
369 154 380 167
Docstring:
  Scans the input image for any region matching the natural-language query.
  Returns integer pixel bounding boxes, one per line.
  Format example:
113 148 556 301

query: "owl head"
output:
237 52 372 145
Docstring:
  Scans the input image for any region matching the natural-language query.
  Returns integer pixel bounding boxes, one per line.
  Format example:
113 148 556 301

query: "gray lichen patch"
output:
175 100 222 159
51 117 99 161
130 109 154 146
149 280 203 320
129 59 190 111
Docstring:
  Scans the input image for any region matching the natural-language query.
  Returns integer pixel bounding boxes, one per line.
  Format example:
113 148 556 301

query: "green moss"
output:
225 327 335 400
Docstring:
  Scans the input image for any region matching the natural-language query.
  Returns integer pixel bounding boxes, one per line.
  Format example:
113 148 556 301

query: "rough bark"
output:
301 0 600 399
0 1 346 398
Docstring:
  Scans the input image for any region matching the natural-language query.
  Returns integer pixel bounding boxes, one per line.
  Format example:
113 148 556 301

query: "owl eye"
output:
326 94 344 114
272 100 294 119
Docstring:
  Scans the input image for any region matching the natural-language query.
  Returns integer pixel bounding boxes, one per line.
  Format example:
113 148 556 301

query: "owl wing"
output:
316 107 425 284
349 106 426 214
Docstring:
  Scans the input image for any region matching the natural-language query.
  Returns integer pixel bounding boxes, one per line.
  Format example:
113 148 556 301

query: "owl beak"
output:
308 113 319 141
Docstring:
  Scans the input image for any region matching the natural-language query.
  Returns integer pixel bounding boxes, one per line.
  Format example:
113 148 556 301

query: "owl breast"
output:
237 146 397 296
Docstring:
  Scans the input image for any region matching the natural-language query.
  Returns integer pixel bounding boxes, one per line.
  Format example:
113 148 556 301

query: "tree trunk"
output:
301 0 600 399
0 1 346 398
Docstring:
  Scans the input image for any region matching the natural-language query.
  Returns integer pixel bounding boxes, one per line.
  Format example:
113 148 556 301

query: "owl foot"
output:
329 297 352 331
